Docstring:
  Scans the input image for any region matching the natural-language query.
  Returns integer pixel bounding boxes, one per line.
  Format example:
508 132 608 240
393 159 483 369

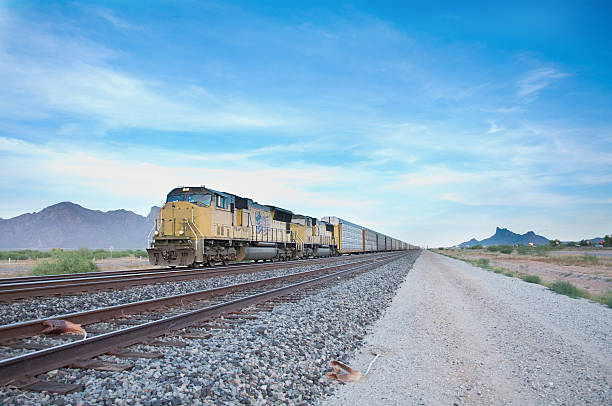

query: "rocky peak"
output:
0 202 158 249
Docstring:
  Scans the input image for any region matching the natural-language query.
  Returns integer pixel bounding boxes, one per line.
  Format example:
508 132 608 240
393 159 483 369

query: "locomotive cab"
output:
148 187 215 266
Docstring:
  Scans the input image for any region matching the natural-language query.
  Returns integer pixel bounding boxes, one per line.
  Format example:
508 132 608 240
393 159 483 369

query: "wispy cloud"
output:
517 67 569 100
0 3 610 246
0 136 378 218
85 6 142 31
0 11 297 133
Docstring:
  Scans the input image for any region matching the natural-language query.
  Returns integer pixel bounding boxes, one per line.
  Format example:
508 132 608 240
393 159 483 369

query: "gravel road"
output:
325 250 611 406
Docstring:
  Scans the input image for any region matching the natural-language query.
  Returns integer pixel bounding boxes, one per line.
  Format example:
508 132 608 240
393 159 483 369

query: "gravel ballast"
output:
0 257 370 325
325 250 611 405
0 252 420 405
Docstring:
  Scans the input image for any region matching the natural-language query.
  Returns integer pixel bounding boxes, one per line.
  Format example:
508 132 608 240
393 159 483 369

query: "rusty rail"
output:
0 254 348 285
0 253 398 343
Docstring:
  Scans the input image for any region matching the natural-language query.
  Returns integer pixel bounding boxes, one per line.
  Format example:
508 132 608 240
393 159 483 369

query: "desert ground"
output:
436 248 612 297
0 256 159 278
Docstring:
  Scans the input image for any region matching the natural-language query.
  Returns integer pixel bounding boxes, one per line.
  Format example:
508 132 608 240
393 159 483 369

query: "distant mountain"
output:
458 227 549 248
0 202 161 250
461 238 480 247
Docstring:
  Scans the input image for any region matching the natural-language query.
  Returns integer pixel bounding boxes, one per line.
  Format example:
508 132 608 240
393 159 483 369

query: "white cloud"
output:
1 129 611 247
517 67 569 100
0 11 296 132
0 136 379 219
87 6 142 31
487 120 501 133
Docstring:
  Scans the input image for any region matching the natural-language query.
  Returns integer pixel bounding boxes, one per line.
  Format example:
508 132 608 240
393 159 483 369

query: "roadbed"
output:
323 250 611 405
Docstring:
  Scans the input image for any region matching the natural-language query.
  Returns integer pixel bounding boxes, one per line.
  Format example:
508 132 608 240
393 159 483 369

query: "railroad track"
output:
0 252 404 392
0 254 383 302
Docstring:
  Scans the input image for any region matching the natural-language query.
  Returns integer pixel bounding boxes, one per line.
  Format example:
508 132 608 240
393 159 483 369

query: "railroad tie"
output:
148 339 189 347
177 332 212 340
18 379 83 394
70 360 133 372
107 350 164 359
83 327 113 334
5 341 53 350
223 314 258 320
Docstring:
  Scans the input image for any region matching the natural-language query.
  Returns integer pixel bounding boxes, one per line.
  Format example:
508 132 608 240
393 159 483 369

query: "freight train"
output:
147 186 413 267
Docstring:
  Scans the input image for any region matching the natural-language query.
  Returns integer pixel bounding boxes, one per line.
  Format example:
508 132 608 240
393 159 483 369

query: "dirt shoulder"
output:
324 251 611 406
436 248 612 297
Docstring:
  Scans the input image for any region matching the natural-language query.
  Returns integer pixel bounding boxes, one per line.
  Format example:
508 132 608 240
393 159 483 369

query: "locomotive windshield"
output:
167 194 184 202
188 194 212 206
166 193 212 207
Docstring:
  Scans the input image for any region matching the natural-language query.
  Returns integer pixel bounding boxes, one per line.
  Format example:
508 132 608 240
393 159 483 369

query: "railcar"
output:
148 186 411 267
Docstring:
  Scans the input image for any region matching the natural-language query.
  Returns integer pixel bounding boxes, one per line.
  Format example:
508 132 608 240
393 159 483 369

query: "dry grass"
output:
542 254 611 267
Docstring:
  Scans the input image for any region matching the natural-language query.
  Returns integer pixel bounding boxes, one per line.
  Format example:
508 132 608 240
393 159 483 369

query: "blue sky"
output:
1 1 611 247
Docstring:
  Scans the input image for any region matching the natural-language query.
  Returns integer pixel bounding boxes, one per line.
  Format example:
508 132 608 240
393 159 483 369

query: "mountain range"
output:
0 202 160 250
458 227 549 247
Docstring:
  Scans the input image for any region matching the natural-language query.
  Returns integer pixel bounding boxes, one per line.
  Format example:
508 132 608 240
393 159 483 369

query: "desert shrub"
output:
469 244 483 250
534 245 551 255
89 248 146 259
521 274 541 284
550 281 584 299
487 245 513 254
92 249 110 259
112 250 133 258
516 245 530 255
0 250 53 260
476 258 490 268
133 249 148 257
600 292 612 308
32 251 99 275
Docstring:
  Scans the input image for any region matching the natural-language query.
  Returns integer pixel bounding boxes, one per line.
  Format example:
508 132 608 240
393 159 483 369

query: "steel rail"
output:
0 254 350 284
0 255 350 286
0 253 400 343
0 253 404 386
0 253 390 302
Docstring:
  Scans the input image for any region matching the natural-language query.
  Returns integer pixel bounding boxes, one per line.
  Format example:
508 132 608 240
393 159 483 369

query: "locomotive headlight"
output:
154 230 159 236
179 229 185 235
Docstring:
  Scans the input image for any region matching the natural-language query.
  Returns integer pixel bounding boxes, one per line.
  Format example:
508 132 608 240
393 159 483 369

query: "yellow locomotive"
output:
148 186 410 267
